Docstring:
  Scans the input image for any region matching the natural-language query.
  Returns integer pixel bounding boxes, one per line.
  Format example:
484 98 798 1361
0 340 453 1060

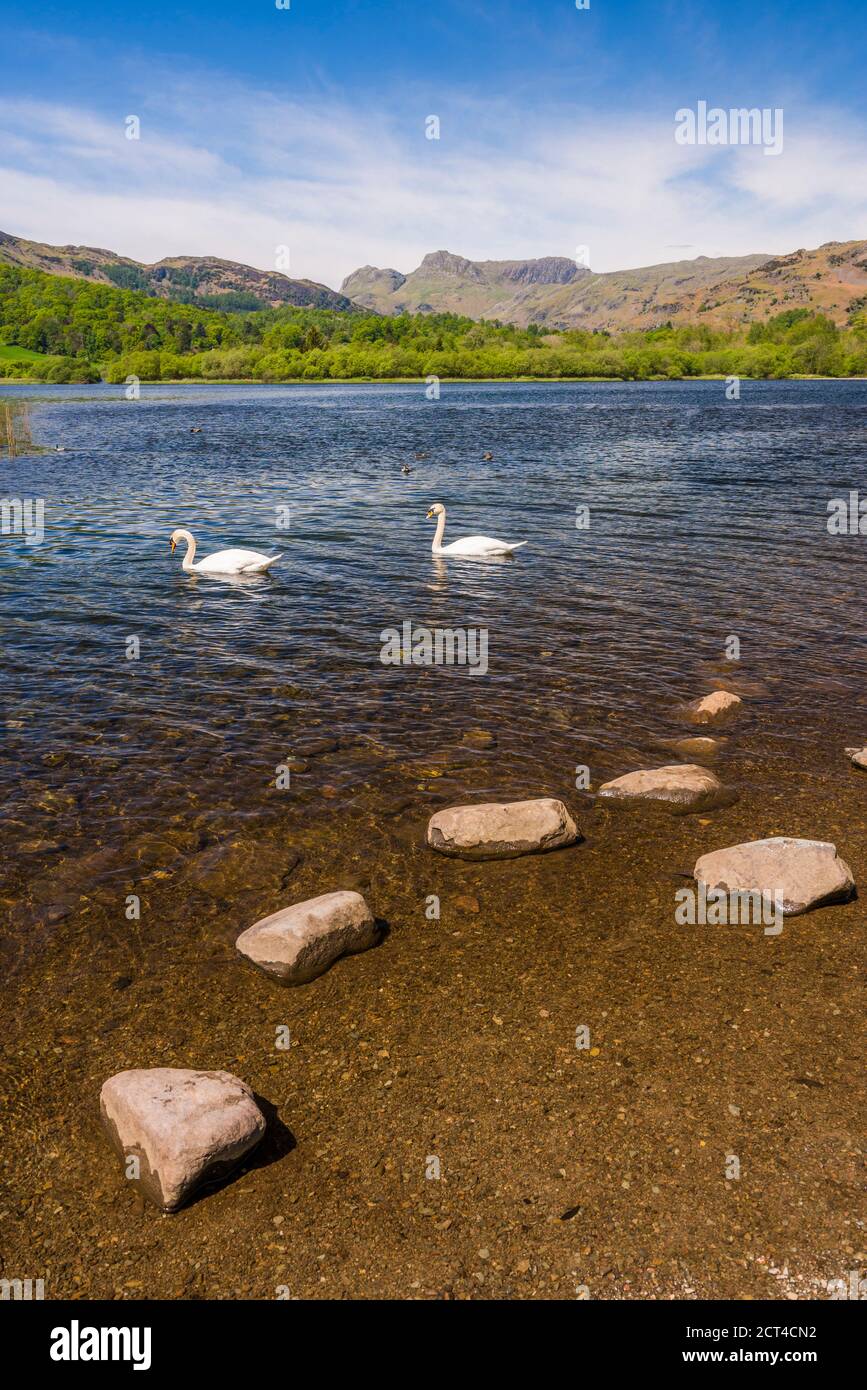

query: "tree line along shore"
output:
1 261 866 385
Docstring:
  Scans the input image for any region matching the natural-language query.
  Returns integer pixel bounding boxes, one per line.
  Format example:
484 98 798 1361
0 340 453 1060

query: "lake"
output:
1 378 865 1299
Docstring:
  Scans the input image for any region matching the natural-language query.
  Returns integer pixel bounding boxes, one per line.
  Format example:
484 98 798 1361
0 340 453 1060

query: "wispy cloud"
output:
0 83 865 287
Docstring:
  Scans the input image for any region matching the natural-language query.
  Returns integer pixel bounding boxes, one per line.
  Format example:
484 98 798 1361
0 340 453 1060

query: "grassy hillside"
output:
0 342 45 361
1 263 866 383
0 229 358 312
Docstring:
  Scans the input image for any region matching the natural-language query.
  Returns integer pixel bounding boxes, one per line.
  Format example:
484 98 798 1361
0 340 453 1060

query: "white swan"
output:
426 503 527 557
170 528 281 575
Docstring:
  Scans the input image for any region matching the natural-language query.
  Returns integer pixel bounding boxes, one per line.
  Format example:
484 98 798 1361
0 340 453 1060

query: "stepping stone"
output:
598 764 725 812
100 1068 266 1212
684 690 742 726
694 837 855 917
236 890 378 984
845 746 867 770
426 798 579 859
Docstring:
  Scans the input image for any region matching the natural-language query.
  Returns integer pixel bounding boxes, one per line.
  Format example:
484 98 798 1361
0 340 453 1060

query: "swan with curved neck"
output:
425 503 527 557
170 528 282 575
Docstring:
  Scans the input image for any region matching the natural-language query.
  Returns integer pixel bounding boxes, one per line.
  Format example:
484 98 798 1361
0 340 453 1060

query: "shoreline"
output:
3 373 866 387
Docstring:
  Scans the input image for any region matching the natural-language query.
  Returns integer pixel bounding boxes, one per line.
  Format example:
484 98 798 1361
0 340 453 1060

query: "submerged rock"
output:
461 729 498 749
453 893 481 913
185 840 299 898
598 764 726 812
293 736 338 756
401 748 476 779
662 736 720 759
426 798 579 859
100 1068 266 1212
845 746 867 770
236 889 378 984
684 690 743 727
694 837 855 916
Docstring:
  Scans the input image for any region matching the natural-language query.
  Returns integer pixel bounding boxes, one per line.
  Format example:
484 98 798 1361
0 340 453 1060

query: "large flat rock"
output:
100 1068 266 1212
684 690 743 726
426 798 579 859
845 746 867 770
694 837 855 917
236 889 378 984
598 764 725 812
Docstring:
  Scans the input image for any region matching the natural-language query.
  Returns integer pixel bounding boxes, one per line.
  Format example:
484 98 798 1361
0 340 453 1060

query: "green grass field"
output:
0 343 46 361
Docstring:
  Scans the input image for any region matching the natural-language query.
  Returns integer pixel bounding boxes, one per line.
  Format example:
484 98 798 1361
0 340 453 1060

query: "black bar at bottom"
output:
5 1296 860 1375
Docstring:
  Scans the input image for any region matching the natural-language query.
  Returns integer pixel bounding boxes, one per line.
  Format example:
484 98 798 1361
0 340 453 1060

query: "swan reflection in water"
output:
178 569 276 602
427 549 520 595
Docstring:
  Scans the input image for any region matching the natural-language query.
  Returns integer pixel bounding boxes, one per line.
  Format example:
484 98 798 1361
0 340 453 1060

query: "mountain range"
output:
2 229 866 331
341 243 867 330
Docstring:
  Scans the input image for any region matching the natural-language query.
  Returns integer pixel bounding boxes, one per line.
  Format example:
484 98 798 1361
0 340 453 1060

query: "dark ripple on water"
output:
1 379 865 953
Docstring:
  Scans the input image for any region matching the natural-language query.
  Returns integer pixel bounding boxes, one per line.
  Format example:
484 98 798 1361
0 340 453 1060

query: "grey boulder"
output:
694 837 855 916
684 690 743 726
100 1068 266 1212
426 798 579 859
236 889 378 984
598 764 724 812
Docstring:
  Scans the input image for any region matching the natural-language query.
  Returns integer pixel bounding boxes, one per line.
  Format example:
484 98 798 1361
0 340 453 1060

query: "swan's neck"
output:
432 510 446 552
179 531 196 570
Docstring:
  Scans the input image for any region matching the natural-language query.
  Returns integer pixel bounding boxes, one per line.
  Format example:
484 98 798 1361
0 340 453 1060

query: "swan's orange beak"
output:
170 538 176 553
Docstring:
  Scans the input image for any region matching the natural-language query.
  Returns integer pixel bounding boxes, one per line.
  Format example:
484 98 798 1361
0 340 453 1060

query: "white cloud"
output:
0 86 864 288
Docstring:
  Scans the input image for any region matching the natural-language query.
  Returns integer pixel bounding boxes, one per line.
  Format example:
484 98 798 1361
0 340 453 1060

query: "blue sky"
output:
1 1 865 286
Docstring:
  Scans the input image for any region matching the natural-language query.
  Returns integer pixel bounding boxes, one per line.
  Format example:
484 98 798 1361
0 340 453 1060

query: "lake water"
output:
1 379 865 1299
2 379 865 870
